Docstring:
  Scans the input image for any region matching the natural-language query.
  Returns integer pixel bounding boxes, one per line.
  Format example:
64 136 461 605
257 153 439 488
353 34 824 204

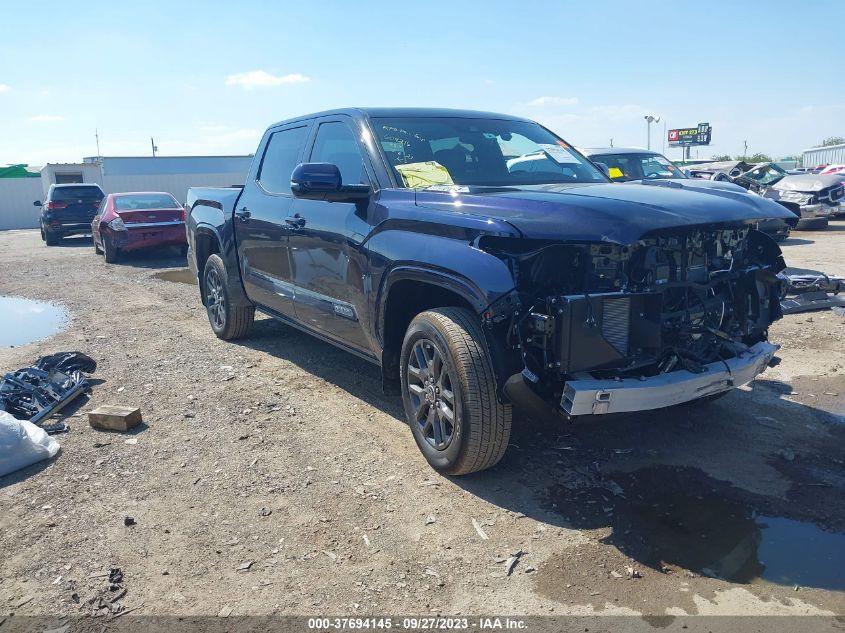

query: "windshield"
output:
591 152 685 182
742 163 786 186
114 193 180 210
371 117 607 188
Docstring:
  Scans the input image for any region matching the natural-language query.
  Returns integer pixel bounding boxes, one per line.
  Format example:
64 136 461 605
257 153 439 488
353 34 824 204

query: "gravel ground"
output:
1 223 844 619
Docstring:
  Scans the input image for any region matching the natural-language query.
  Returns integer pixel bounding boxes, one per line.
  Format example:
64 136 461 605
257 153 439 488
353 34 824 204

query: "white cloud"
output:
0 84 10 93
28 114 65 122
525 96 578 107
224 70 310 89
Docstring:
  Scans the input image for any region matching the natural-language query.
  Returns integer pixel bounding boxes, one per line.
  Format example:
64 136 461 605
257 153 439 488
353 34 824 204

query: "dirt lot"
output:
1 223 844 619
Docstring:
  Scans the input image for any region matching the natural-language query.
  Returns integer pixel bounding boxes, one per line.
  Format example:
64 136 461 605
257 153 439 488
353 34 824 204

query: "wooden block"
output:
88 405 142 432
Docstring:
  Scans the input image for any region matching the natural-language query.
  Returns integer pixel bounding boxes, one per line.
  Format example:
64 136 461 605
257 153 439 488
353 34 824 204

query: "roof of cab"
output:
269 107 532 128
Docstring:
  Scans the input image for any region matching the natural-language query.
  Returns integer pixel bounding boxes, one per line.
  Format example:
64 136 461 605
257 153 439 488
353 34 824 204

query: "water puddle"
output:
0 296 68 347
547 466 845 591
621 493 845 590
152 269 196 285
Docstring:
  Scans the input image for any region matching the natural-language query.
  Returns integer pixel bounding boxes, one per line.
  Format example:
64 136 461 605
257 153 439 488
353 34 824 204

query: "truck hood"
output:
413 182 796 243
623 178 748 194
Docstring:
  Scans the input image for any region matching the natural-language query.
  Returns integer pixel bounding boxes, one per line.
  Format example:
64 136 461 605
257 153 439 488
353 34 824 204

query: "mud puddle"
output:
545 466 845 591
0 296 68 347
152 269 196 285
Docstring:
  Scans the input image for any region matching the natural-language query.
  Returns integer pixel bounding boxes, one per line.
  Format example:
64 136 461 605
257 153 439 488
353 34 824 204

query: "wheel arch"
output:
378 267 491 395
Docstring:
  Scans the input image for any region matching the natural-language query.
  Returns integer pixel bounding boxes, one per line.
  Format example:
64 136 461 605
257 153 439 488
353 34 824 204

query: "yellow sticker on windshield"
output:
395 161 454 189
608 167 625 180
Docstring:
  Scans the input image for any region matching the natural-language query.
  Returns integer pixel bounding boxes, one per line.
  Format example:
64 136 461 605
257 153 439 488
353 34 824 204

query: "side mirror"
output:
291 163 370 202
34 200 42 207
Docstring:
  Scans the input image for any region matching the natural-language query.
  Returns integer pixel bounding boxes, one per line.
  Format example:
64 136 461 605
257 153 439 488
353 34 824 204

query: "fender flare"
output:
377 265 490 342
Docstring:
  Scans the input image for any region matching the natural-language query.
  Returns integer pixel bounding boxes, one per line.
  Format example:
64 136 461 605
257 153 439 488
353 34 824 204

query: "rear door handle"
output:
235 207 251 222
285 214 306 228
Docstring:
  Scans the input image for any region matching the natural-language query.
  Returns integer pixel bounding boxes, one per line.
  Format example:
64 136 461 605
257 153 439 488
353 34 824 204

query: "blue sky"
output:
1 0 843 165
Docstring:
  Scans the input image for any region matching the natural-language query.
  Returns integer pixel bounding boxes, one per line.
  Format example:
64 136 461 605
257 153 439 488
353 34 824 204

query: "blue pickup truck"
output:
186 108 793 475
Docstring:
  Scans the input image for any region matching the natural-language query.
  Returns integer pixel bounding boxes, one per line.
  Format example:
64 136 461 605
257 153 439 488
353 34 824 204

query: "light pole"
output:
644 115 660 150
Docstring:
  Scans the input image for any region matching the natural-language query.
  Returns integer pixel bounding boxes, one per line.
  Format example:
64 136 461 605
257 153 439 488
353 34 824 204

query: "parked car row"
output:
34 185 187 260
681 161 844 229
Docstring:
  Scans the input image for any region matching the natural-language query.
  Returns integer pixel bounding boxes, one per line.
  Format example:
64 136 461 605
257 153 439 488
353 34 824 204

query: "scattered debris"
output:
472 518 490 541
322 550 338 561
626 566 642 579
505 551 523 576
0 352 96 425
425 515 436 525
124 438 138 445
123 516 136 527
259 507 272 517
218 605 233 618
780 268 845 315
89 405 142 432
14 595 34 608
237 561 254 571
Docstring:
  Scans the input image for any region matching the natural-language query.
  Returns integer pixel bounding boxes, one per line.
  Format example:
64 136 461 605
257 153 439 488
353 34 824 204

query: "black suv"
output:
186 108 793 475
35 183 105 245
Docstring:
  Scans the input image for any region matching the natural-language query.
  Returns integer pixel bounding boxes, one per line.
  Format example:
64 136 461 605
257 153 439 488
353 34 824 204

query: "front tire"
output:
400 307 511 475
203 254 254 340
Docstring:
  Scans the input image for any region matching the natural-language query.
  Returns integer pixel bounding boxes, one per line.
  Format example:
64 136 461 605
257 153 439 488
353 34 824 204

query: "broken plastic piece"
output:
0 352 96 424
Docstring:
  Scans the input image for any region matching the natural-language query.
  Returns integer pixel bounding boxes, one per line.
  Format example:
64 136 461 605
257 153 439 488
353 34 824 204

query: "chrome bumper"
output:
560 342 779 416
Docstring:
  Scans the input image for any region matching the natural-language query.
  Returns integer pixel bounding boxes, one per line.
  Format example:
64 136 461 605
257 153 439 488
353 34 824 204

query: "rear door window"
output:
258 126 309 194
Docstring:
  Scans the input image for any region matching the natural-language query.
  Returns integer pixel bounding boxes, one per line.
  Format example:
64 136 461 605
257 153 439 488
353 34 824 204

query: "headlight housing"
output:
109 217 127 231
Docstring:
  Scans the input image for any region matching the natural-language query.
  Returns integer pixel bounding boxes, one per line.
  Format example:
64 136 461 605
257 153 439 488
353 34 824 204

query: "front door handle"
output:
235 207 251 222
285 214 306 229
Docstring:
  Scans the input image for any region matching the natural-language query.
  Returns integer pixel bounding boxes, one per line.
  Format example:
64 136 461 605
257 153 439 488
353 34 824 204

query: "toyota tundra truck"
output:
185 108 793 475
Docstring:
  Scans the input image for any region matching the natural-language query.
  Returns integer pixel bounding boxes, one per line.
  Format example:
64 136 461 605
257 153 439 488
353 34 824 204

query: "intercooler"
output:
553 292 662 374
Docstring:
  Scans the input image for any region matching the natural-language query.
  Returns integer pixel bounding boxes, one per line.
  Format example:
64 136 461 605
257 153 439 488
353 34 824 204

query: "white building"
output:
802 143 845 169
1 155 252 231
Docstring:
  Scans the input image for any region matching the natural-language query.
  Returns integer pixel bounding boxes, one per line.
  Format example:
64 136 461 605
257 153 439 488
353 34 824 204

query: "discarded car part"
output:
779 268 845 314
0 352 96 424
559 341 778 416
89 405 142 432
0 410 61 477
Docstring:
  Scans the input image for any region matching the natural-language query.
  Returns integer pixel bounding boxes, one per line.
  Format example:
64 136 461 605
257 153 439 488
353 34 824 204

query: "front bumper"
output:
800 203 837 218
560 341 779 416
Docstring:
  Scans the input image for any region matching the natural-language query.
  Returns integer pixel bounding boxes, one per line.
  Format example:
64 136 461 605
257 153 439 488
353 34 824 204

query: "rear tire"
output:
44 230 61 246
203 254 254 340
400 307 512 475
103 235 119 263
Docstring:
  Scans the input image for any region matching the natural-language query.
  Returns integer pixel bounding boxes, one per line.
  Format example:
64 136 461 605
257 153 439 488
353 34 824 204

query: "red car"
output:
92 192 187 262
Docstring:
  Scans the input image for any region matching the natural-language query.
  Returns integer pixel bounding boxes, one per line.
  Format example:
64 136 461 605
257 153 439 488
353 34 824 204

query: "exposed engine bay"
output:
479 225 786 415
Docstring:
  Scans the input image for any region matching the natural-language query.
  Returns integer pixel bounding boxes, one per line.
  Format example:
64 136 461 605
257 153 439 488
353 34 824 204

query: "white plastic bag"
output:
0 410 61 478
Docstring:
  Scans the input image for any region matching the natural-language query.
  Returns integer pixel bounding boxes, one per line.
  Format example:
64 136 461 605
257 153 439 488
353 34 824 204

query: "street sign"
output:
668 122 711 147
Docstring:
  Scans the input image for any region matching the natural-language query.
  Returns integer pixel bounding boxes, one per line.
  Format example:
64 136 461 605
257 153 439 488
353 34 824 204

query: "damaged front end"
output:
479 226 785 418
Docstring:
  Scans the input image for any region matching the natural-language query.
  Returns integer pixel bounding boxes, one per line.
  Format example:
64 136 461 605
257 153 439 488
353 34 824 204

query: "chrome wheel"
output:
205 267 226 329
406 339 455 450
